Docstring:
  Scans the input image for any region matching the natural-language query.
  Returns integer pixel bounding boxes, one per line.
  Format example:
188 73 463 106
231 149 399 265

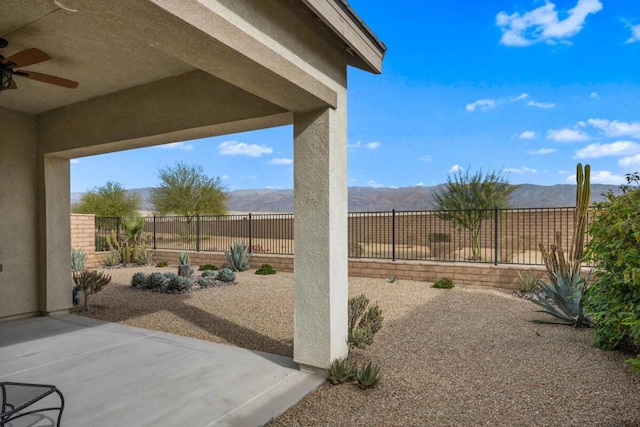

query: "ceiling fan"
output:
0 37 79 91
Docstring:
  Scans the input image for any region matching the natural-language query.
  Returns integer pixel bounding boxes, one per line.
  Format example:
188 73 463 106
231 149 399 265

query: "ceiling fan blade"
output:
16 70 79 88
2 48 51 68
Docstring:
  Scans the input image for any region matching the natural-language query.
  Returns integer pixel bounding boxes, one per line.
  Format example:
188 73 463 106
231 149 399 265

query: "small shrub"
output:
134 244 153 266
428 232 451 243
146 272 168 290
201 269 218 278
177 251 190 266
103 249 121 267
217 268 236 282
433 277 454 289
74 270 111 311
131 272 148 288
225 241 251 272
430 241 453 260
328 358 356 385
255 264 276 275
156 261 168 267
198 264 218 271
355 361 380 389
517 271 540 293
165 274 191 292
348 294 383 350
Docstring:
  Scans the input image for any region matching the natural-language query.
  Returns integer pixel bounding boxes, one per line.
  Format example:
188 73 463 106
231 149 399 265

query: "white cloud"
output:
349 141 381 149
465 99 496 112
158 142 194 150
505 166 538 174
367 180 385 188
519 130 537 139
527 100 555 109
416 182 425 187
268 158 293 165
587 118 640 139
449 164 463 173
70 159 80 164
567 170 626 185
626 24 640 44
528 148 557 155
590 92 599 99
619 154 640 166
217 141 273 157
420 156 432 162
574 141 640 158
513 93 529 101
547 128 590 142
496 0 603 46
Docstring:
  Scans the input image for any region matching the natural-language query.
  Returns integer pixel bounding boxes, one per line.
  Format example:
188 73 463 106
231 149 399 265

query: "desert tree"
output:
72 181 141 217
150 161 228 222
434 167 515 260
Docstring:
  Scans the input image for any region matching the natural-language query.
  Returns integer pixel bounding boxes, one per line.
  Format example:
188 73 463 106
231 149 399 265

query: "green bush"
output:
348 294 383 350
217 268 236 283
255 264 276 275
433 277 454 289
156 261 168 268
131 272 147 288
198 264 218 271
586 172 640 370
196 276 215 288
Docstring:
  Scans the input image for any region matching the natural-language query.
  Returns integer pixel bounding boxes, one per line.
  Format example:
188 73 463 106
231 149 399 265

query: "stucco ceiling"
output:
0 0 195 114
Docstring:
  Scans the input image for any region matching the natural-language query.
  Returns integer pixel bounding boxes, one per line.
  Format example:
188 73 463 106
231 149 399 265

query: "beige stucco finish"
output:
0 0 384 369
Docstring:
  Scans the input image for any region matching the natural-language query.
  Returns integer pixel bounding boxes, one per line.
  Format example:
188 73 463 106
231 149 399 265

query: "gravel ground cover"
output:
79 266 640 426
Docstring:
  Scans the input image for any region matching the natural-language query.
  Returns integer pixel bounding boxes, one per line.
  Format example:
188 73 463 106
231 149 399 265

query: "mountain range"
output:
71 183 620 213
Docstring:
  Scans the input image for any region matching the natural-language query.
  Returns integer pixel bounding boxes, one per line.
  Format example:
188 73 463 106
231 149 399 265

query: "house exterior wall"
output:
0 108 40 319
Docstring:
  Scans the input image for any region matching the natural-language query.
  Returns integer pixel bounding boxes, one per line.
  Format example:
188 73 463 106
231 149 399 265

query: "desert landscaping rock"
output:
79 266 640 426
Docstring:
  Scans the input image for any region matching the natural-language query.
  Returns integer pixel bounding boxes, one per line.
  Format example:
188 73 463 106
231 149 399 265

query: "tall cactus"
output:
571 163 591 265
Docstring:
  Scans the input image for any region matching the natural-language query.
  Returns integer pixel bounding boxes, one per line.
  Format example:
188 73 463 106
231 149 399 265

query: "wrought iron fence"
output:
96 206 585 265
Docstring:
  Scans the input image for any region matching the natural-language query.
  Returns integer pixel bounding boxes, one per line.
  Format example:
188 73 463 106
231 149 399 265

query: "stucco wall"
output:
0 108 39 319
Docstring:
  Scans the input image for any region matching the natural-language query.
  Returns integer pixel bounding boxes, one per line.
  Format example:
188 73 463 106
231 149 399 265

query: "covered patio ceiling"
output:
0 0 383 116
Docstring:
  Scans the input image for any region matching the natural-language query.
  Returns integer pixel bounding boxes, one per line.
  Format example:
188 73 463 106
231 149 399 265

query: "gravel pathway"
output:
79 266 640 426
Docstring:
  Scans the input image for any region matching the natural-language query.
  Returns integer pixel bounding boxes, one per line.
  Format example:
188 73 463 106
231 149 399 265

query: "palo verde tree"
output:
434 167 515 260
72 181 141 217
149 161 228 222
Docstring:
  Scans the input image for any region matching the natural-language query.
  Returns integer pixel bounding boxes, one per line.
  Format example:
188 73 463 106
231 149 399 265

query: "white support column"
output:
38 155 72 315
293 99 348 370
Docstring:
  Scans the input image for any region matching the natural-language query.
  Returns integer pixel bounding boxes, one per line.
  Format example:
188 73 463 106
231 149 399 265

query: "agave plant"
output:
530 163 592 327
355 361 380 389
531 237 592 326
328 358 356 385
225 241 251 272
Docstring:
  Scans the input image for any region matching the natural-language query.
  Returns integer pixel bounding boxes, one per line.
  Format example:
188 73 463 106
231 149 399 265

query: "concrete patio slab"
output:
0 314 324 426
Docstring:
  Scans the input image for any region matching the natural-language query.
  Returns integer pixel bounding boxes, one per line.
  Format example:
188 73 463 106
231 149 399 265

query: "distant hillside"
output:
71 183 619 213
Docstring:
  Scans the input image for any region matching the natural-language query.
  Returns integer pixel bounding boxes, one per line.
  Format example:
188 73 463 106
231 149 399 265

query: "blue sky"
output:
71 0 640 192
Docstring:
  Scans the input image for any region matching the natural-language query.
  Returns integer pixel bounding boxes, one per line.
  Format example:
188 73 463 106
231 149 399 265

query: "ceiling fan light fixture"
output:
0 69 14 91
53 0 78 12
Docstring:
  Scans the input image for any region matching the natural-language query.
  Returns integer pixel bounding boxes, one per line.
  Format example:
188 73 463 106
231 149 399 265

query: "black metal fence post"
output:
392 209 396 261
196 215 201 252
153 215 157 250
116 217 121 243
248 213 253 253
494 207 498 266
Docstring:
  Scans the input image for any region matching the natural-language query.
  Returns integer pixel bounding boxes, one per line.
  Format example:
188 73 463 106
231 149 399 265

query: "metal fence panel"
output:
97 207 582 265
